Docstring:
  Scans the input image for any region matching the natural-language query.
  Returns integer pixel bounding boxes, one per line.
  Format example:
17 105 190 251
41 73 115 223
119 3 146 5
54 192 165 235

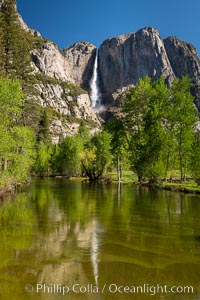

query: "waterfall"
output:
90 50 101 109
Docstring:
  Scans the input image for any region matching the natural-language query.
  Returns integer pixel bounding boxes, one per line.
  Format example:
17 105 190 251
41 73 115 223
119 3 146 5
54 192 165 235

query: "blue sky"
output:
17 0 200 55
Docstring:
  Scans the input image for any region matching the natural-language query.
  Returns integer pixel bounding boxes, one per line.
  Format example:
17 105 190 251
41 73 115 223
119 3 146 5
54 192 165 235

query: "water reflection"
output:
91 221 99 285
0 179 200 299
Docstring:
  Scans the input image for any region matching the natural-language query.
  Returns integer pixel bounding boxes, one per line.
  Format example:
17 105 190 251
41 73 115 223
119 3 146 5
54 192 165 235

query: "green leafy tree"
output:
9 126 35 183
78 121 90 147
122 77 153 181
190 131 200 184
0 77 23 173
104 117 129 181
169 76 197 181
122 76 197 183
142 77 169 180
52 135 83 176
35 142 53 177
81 131 112 181
0 77 35 187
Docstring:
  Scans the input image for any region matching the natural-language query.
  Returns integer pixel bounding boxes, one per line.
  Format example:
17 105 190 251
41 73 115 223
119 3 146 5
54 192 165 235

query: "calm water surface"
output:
0 179 200 300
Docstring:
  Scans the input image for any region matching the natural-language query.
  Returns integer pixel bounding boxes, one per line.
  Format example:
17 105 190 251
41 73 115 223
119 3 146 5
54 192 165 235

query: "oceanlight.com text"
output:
25 283 194 296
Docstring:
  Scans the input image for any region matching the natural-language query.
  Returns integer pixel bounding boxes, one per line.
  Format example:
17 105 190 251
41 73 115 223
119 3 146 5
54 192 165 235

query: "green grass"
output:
108 169 200 194
161 181 200 193
166 169 192 179
108 170 137 183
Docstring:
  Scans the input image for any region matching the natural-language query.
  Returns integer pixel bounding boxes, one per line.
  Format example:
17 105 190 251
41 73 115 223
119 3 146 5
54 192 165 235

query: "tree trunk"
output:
2 159 8 171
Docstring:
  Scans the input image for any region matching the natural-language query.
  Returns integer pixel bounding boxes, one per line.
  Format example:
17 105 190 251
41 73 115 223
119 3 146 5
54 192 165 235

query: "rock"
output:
3 1 200 134
164 36 200 108
98 27 200 107
31 42 70 81
0 0 100 142
27 82 100 143
17 13 41 38
32 83 99 121
63 42 96 90
164 37 200 79
98 27 175 104
31 41 97 91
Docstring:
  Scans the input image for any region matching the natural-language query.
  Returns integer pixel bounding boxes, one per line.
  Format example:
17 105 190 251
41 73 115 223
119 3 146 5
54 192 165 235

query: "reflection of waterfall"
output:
91 224 99 285
90 50 101 109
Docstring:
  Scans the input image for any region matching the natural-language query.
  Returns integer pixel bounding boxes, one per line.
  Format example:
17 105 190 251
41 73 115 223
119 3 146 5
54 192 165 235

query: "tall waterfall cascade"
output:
90 50 101 109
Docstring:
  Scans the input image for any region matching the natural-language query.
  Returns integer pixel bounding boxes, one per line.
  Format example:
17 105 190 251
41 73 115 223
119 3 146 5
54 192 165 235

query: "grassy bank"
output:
107 170 137 183
107 170 200 194
160 181 200 194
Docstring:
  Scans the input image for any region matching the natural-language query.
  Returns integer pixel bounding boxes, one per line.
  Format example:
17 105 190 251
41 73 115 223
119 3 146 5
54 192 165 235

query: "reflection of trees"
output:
1 179 200 299
30 180 200 283
0 192 34 299
0 192 34 254
20 180 200 268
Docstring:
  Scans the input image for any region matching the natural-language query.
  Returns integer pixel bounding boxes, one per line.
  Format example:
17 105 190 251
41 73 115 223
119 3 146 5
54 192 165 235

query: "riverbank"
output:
0 185 15 200
0 178 31 199
107 170 200 195
158 181 200 194
1 172 200 198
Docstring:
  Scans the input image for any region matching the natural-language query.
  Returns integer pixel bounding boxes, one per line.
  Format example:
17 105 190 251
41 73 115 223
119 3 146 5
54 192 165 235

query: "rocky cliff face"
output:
6 4 100 142
31 42 70 81
3 2 200 135
63 42 96 90
29 41 100 142
0 1 98 143
17 13 41 38
30 26 200 108
163 37 200 108
98 27 200 105
31 41 96 89
98 27 175 103
27 82 100 144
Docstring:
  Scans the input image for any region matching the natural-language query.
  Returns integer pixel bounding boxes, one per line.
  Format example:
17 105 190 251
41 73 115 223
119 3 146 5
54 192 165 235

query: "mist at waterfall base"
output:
90 51 104 112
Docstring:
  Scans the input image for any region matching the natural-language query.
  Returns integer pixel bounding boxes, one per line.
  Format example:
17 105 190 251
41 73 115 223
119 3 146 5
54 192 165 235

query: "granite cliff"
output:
29 25 200 109
1 1 200 140
98 27 200 106
163 36 200 109
62 42 96 90
29 41 100 142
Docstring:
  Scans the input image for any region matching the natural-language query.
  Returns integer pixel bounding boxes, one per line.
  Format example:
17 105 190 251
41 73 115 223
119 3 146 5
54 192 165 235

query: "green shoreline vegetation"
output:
33 75 200 196
1 0 200 196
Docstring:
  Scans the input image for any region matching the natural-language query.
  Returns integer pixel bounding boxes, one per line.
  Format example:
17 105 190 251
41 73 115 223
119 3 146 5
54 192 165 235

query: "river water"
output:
0 179 200 300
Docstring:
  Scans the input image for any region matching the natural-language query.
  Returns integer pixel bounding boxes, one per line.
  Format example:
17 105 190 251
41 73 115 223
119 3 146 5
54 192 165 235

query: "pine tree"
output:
0 0 32 79
37 110 50 143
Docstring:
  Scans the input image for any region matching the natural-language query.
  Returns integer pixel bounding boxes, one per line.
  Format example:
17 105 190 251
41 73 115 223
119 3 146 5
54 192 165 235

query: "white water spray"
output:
90 50 101 109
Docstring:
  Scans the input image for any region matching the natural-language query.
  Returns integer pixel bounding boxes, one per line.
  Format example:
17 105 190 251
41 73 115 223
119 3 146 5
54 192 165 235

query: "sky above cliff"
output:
17 0 200 54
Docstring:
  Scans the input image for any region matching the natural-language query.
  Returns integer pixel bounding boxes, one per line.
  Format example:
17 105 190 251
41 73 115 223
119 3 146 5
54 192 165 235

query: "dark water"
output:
0 179 200 300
